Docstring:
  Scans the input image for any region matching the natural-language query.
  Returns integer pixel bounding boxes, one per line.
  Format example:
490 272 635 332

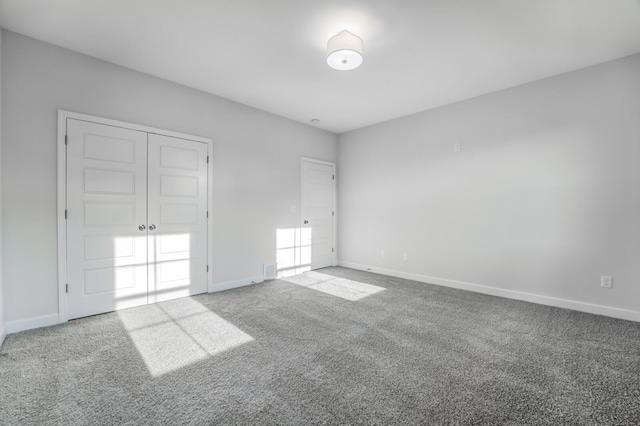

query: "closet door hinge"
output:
332 211 334 217
65 284 68 293
206 211 209 218
332 174 335 180
207 265 209 272
332 248 335 253
207 155 209 164
65 134 68 145
65 209 68 220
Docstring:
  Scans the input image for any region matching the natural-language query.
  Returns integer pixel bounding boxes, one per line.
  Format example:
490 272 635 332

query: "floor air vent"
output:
263 263 277 280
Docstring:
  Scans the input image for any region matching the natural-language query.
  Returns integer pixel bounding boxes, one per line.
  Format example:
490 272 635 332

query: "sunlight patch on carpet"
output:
117 297 253 377
282 271 385 301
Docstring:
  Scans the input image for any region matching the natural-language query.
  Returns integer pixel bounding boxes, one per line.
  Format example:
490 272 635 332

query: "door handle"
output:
304 220 309 224
149 224 156 231
138 225 146 231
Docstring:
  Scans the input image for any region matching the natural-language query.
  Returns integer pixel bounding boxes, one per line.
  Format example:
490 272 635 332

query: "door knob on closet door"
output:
149 224 156 231
304 220 309 224
139 225 146 231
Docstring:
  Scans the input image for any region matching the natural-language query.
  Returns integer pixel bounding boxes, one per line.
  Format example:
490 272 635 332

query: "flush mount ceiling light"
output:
327 30 363 71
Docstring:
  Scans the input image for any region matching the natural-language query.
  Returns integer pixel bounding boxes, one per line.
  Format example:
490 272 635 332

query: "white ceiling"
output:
1 0 640 134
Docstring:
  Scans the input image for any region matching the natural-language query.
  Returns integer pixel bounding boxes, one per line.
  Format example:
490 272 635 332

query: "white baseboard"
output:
209 275 264 293
339 261 640 322
6 313 60 334
0 324 6 347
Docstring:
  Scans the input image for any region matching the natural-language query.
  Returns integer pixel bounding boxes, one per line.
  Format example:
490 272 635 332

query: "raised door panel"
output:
147 134 208 303
66 119 148 319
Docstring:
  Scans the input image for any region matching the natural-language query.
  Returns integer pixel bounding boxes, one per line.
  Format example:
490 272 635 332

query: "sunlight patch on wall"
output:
282 271 385 301
276 227 311 278
117 297 253 377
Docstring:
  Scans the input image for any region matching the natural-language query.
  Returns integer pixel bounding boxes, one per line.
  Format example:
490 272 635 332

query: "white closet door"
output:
66 119 149 319
301 159 335 270
147 134 208 303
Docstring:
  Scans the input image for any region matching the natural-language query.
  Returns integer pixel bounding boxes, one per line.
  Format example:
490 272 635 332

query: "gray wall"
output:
338 53 640 315
1 31 337 324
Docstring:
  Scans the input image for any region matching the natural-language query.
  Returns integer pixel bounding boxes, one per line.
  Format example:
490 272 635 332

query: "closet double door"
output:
65 119 208 320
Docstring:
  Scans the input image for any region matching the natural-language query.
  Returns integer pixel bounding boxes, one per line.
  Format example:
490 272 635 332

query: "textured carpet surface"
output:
1 267 639 425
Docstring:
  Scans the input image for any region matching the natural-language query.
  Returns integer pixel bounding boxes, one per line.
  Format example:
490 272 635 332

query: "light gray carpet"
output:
1 267 639 425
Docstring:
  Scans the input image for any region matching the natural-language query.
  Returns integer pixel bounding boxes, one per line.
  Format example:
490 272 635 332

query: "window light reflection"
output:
118 297 253 377
276 227 312 278
282 271 385 301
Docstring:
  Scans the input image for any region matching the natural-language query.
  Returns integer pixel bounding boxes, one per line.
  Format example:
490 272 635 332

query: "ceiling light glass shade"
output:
327 30 363 71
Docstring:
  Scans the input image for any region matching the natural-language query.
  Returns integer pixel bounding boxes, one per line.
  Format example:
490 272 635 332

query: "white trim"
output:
209 276 263 293
333 165 338 266
57 112 68 322
0 325 6 347
57 110 214 322
301 157 338 267
207 139 214 293
58 110 211 143
338 261 640 323
6 314 60 334
301 157 335 167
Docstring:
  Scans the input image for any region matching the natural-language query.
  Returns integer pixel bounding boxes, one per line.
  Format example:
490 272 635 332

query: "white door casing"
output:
60 112 212 321
301 158 336 270
147 133 208 303
66 119 149 319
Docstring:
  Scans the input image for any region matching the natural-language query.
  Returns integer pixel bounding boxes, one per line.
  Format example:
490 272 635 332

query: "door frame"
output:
300 157 337 269
57 110 214 323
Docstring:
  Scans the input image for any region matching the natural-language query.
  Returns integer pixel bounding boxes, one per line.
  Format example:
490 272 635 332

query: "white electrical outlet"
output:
402 253 408 261
380 250 385 258
454 142 461 152
601 275 612 288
